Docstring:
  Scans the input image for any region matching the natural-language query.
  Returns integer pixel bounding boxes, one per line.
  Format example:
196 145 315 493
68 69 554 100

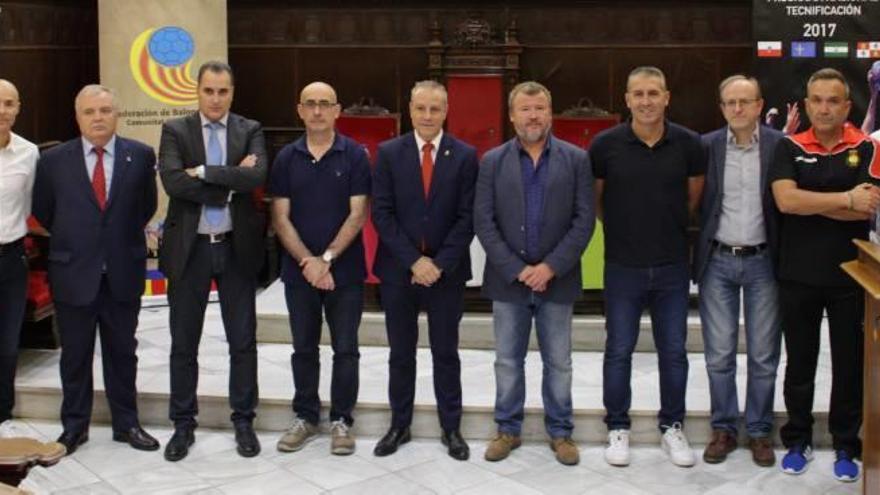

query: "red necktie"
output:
92 147 106 210
421 142 434 199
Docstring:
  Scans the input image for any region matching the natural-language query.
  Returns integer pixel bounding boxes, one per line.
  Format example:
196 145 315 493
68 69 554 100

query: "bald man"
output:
0 80 38 434
269 81 370 455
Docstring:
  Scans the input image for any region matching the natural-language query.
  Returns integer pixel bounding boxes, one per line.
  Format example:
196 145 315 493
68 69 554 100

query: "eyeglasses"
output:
300 100 338 110
721 98 759 108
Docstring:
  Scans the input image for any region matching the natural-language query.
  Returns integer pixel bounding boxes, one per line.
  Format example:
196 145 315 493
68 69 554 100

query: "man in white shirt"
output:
0 79 38 433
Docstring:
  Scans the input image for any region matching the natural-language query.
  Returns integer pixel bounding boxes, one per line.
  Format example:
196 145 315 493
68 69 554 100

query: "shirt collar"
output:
292 132 345 155
624 118 670 145
514 133 552 155
0 132 22 153
414 129 443 153
200 112 229 128
725 125 760 146
82 134 116 156
797 121 864 148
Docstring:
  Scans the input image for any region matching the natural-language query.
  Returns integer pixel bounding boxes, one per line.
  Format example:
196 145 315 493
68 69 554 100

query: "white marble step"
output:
12 304 834 446
255 280 745 353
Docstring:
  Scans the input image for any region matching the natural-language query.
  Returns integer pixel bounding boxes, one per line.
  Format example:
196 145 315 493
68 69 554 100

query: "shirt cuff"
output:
196 165 206 179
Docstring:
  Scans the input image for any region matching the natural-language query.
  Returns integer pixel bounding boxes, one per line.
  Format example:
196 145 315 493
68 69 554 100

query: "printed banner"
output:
753 0 880 134
98 0 227 241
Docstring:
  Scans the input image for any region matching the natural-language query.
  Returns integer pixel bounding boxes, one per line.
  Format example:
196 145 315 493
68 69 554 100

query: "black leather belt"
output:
198 232 231 244
714 241 767 257
0 238 24 256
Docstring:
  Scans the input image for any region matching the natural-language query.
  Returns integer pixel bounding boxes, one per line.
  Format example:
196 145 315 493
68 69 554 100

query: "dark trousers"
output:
55 276 141 433
284 281 362 426
380 281 464 431
779 280 863 458
168 238 258 428
602 261 690 431
0 239 27 422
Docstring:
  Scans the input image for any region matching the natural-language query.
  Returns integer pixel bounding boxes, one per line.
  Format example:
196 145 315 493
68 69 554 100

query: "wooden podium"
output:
841 239 880 495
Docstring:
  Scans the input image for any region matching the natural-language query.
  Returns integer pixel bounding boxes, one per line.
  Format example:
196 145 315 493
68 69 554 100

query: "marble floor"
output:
7 293 859 494
8 419 861 495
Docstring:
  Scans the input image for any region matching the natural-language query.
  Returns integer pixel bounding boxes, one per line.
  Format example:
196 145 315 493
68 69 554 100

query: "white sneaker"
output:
661 423 696 467
605 429 631 466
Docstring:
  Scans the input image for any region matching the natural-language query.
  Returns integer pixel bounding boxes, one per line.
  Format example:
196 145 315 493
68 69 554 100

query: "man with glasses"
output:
694 75 783 467
771 67 880 482
159 61 267 461
269 81 370 456
590 66 704 468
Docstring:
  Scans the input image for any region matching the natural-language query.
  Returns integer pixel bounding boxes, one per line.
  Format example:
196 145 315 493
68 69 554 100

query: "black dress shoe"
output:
164 427 195 462
56 430 89 456
234 423 261 458
373 427 411 457
441 429 470 461
113 426 160 451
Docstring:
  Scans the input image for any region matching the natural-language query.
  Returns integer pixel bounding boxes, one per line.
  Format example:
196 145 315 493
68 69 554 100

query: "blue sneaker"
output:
833 450 860 482
781 445 813 475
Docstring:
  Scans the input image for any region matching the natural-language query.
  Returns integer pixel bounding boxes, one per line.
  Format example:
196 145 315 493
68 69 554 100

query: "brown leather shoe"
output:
484 432 521 462
748 436 776 467
550 437 580 465
702 430 737 464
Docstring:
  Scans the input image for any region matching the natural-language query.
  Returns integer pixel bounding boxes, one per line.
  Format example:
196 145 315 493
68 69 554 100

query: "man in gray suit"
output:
158 60 267 461
695 75 783 467
474 81 594 466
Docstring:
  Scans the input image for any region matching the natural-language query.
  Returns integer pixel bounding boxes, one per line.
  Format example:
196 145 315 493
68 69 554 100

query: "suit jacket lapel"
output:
758 126 773 194
501 140 525 220
402 133 426 205
427 134 454 203
713 130 727 201
226 113 244 167
105 138 131 212
187 113 207 166
72 140 100 211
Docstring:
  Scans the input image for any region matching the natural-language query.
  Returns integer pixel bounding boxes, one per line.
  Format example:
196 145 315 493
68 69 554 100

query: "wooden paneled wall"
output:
1 1 751 143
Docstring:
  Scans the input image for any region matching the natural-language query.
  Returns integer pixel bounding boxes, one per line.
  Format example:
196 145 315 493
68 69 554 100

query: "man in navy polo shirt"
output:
771 68 880 482
269 81 370 456
590 66 705 468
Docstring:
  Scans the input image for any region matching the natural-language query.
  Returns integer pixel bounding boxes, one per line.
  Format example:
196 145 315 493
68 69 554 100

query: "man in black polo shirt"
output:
269 81 370 456
590 66 705 468
770 67 880 482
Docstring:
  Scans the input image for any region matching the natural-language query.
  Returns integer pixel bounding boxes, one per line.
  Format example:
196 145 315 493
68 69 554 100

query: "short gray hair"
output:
508 81 552 109
411 80 447 104
627 66 667 91
807 67 850 99
75 84 118 111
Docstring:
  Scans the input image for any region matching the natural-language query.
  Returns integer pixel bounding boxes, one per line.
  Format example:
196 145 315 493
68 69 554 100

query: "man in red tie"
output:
371 80 479 460
33 85 159 455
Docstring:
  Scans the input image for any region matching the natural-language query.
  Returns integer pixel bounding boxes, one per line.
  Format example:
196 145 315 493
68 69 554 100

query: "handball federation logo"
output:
129 26 198 106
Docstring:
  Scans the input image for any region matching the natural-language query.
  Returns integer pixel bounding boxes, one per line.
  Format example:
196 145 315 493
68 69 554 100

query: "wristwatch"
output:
321 250 335 264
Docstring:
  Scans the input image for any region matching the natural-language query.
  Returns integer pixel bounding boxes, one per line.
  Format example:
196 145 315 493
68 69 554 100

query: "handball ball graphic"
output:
129 25 199 105
870 61 880 94
149 27 194 67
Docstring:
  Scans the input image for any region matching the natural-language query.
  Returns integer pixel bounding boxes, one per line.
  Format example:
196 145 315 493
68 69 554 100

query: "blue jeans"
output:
699 248 781 437
603 262 689 431
492 297 574 438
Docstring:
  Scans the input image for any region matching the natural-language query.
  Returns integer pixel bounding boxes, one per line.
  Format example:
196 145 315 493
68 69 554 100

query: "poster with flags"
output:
98 0 227 300
753 0 880 135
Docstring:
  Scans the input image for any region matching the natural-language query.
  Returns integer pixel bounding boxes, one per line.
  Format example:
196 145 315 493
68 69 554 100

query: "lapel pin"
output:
444 149 450 156
126 155 132 162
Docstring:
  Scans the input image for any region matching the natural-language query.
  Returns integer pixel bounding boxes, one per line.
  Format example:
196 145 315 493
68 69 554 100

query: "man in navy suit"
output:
32 84 159 455
695 75 784 467
474 81 594 466
371 80 478 460
158 61 267 461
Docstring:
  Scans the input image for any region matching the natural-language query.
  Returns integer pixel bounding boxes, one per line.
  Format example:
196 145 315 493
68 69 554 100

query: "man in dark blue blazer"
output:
474 81 594 466
371 80 478 460
694 75 784 468
32 84 159 455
